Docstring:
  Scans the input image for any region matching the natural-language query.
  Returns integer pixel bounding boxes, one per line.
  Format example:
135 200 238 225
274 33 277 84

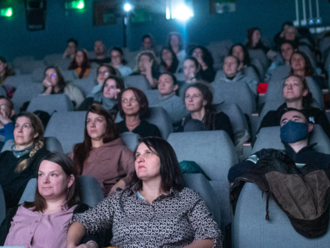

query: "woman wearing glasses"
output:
89 64 117 97
42 66 84 108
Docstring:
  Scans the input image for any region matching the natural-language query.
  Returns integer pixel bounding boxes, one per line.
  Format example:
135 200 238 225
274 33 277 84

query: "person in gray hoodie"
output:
214 55 258 96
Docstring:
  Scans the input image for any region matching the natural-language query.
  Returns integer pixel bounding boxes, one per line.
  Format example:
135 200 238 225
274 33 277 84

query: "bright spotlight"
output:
124 3 132 12
173 4 193 21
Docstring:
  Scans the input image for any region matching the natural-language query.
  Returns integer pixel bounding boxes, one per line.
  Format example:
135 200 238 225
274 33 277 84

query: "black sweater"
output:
116 120 162 138
258 103 330 140
0 147 50 210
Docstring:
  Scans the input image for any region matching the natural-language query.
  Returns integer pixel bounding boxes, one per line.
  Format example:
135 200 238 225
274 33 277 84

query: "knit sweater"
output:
69 138 135 196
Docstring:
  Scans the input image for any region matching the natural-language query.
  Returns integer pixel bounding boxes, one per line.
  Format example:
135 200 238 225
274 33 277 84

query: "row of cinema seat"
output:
1 124 330 247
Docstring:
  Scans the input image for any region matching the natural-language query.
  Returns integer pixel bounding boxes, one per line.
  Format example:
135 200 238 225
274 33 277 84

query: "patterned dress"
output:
70 184 222 247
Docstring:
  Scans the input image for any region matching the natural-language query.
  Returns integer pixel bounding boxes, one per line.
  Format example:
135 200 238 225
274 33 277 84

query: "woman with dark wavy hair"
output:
69 49 91 79
0 152 99 248
70 104 135 196
190 45 216 82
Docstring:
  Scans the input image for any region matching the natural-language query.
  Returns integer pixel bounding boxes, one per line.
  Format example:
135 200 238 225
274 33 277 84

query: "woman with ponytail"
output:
0 112 50 210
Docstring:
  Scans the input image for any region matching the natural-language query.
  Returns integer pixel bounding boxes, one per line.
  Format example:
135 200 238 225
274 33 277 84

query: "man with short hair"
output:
90 41 110 64
215 55 258 96
63 38 78 59
228 109 330 184
0 96 15 147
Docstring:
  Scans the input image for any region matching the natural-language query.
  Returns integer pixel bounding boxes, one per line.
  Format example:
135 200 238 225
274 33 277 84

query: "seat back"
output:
167 131 238 231
211 81 256 116
269 65 290 82
115 107 173 139
44 111 86 153
250 58 265 82
248 49 269 70
60 69 77 81
123 75 151 91
70 78 95 97
27 94 74 114
19 176 104 208
4 74 33 88
252 125 330 154
233 183 330 248
183 174 221 228
144 90 161 106
20 60 45 75
31 66 47 82
215 103 250 145
120 132 141 151
0 185 6 224
79 176 104 207
11 82 44 113
1 137 64 153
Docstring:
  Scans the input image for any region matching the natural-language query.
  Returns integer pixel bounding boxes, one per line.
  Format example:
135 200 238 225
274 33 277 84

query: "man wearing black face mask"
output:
228 109 330 184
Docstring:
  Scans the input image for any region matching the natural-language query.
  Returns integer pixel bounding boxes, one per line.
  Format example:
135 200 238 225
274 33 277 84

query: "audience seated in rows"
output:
0 112 50 210
266 40 297 81
89 64 117 97
78 75 125 119
89 41 110 65
245 27 269 53
63 38 78 60
70 104 135 197
215 55 258 96
190 45 216 82
116 87 161 138
156 72 187 124
0 96 15 147
228 43 260 83
0 152 99 248
258 75 330 139
68 49 91 79
109 47 132 77
67 137 222 248
176 82 234 142
0 57 15 85
130 51 159 88
159 47 179 74
42 66 84 108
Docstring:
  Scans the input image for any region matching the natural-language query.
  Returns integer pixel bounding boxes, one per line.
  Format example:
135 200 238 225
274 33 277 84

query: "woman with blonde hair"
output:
0 112 50 210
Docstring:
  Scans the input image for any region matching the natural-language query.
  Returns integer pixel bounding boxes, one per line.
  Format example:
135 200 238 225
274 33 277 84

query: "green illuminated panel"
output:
65 1 85 10
1 7 13 17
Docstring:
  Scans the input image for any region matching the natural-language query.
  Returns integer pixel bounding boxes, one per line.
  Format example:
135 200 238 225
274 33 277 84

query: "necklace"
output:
126 120 140 131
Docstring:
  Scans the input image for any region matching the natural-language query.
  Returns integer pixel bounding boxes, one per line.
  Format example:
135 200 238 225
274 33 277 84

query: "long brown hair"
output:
24 152 80 212
290 51 314 77
14 112 45 172
43 66 66 93
73 104 119 174
68 49 90 78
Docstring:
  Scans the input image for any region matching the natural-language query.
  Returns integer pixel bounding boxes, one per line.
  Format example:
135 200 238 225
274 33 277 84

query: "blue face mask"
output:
280 120 309 143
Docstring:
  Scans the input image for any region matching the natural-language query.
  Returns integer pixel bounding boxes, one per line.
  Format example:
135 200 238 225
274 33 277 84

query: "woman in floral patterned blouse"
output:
67 137 222 248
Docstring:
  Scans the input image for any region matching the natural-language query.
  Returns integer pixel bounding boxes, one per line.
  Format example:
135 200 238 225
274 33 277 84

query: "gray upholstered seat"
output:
60 69 77 81
27 94 74 114
144 90 161 106
252 125 330 154
4 74 33 88
183 173 221 228
123 75 151 91
69 78 95 97
269 64 290 82
233 183 330 248
115 107 173 139
44 111 86 153
215 103 250 145
0 185 5 224
31 66 47 82
1 137 64 153
19 60 45 75
11 82 44 113
211 81 256 117
250 57 265 82
248 49 269 70
167 130 238 232
120 132 141 151
19 176 104 207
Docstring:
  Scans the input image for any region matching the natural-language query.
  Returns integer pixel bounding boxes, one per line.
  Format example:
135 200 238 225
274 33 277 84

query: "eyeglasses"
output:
98 71 109 76
45 73 56 78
